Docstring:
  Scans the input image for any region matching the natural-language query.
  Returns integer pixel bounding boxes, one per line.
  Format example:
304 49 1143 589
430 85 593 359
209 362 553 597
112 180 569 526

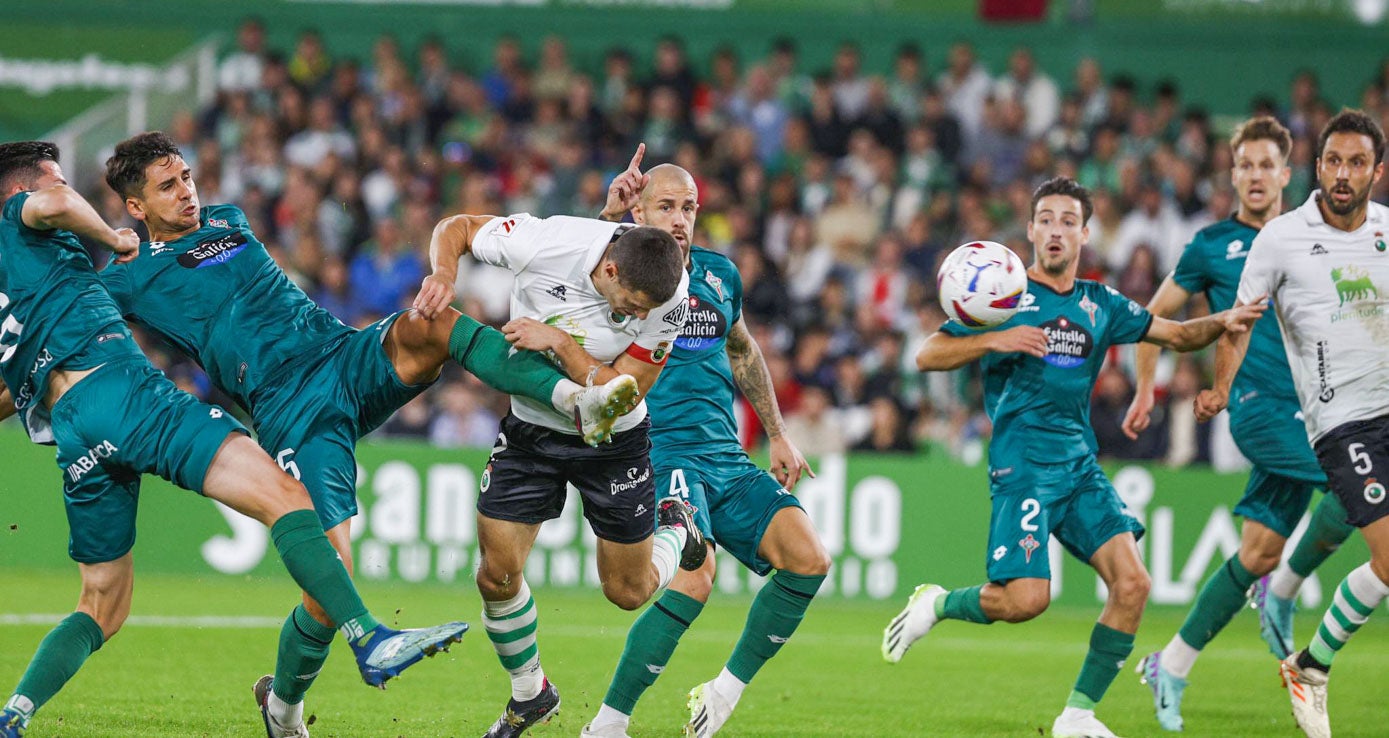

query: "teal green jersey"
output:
647 246 744 458
0 192 139 443
1171 216 1296 405
101 204 352 411
941 278 1153 467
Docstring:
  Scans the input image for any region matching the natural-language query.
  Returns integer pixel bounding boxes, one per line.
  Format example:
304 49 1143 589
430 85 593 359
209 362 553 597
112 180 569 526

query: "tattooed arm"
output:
725 317 814 490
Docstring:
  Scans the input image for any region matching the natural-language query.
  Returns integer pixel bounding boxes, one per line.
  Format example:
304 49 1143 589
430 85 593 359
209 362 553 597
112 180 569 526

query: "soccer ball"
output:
937 241 1028 328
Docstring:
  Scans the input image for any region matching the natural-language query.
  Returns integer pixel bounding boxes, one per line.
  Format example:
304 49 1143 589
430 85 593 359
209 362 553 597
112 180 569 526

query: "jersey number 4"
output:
0 291 24 364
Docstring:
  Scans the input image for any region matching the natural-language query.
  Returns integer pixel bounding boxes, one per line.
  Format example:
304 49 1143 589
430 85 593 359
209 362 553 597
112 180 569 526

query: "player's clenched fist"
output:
111 227 140 263
1193 388 1228 422
413 274 455 319
989 325 1049 358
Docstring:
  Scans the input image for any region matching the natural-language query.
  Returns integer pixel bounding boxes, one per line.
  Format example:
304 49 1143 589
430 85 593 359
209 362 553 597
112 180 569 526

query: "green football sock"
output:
1067 623 1134 709
936 585 992 624
448 314 564 405
1177 555 1256 651
603 590 704 714
271 604 336 705
1288 493 1355 578
6 612 105 726
726 571 824 683
270 511 378 639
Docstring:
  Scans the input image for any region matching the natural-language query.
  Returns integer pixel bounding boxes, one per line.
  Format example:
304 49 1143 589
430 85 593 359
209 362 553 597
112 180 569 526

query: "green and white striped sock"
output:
1308 562 1389 666
483 580 545 701
651 526 686 590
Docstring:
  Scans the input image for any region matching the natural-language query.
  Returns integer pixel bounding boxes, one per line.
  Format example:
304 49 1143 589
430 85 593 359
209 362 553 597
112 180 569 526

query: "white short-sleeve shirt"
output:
1238 193 1389 443
472 213 689 434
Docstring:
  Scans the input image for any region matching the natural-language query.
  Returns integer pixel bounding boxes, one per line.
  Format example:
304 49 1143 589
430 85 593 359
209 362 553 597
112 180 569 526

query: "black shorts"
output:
478 413 656 544
1314 414 1389 528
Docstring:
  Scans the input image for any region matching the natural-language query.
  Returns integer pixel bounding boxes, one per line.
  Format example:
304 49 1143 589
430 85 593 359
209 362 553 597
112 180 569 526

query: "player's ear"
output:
124 196 146 222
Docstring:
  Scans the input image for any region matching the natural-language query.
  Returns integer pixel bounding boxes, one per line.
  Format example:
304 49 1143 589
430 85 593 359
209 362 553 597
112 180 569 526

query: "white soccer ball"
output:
937 241 1028 328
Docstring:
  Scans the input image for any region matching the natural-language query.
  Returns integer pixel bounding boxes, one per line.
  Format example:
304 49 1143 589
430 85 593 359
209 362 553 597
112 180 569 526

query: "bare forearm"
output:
1170 313 1225 352
428 214 489 282
730 340 788 438
916 332 993 371
1212 330 1251 397
550 336 619 386
23 186 121 250
1137 276 1190 390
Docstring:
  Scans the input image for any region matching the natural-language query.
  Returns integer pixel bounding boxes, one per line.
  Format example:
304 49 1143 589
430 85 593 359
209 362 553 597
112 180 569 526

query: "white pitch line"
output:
0 614 284 629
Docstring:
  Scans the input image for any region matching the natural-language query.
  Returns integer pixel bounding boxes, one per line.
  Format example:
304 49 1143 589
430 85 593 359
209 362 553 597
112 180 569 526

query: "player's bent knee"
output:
784 544 833 577
1240 547 1281 577
603 584 652 611
1111 570 1152 610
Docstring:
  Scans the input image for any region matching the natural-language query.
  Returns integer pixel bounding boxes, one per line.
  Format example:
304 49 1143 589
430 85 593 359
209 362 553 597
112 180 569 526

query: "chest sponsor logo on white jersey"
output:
1327 264 1386 325
662 298 690 328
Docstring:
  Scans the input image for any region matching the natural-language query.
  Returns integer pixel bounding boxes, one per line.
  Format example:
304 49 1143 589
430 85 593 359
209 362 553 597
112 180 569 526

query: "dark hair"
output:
105 131 184 198
608 226 683 305
1318 108 1386 165
1031 176 1094 223
0 141 59 193
1231 115 1292 160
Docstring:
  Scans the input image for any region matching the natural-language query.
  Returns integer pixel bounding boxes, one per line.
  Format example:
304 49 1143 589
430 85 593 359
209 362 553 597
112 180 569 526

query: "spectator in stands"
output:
993 46 1060 139
785 385 847 457
348 216 424 318
220 17 267 93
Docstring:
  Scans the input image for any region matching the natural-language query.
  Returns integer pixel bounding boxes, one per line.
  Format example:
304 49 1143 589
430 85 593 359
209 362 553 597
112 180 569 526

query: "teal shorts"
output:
252 311 430 531
655 450 802 576
1229 393 1325 538
52 356 247 564
985 455 1144 583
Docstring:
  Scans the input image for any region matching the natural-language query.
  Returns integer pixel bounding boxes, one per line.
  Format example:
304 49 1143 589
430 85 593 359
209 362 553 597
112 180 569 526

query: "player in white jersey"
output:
1195 109 1389 738
414 214 706 738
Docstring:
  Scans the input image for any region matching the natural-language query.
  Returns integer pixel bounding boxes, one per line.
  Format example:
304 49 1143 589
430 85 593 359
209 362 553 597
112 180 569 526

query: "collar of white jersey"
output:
583 222 635 276
1299 191 1388 228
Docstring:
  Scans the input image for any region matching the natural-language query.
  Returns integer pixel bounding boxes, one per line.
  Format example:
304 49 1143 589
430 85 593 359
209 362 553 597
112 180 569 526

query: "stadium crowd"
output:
87 18 1389 462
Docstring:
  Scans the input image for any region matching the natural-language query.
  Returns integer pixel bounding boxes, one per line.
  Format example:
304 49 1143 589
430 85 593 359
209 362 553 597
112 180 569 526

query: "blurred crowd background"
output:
85 17 1389 463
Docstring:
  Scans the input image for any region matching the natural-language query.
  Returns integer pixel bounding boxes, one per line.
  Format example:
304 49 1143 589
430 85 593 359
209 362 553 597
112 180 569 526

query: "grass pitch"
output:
1 569 1385 737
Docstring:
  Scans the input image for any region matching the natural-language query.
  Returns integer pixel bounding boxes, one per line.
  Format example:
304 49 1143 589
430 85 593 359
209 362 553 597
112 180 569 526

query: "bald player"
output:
580 147 831 738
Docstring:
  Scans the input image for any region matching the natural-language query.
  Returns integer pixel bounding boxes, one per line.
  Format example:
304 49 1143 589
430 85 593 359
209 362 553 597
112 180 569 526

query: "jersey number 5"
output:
276 448 302 480
0 291 24 364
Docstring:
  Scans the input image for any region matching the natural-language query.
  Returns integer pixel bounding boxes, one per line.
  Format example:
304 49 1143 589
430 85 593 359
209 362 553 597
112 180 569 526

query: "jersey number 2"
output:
1020 498 1041 532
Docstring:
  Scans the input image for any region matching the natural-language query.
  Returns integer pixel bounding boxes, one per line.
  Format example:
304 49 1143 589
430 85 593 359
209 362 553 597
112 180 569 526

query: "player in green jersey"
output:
0 142 467 738
99 132 638 738
1123 116 1354 731
576 149 830 738
881 177 1266 738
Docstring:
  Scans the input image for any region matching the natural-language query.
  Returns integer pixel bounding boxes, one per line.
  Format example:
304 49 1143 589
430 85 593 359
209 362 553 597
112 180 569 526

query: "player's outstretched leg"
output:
1281 560 1389 737
478 578 560 738
685 512 828 737
0 548 133 737
1139 553 1259 731
206 436 468 688
573 374 641 446
1261 493 1355 658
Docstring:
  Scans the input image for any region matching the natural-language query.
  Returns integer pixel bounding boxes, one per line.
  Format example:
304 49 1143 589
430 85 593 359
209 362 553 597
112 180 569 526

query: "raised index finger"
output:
628 142 645 172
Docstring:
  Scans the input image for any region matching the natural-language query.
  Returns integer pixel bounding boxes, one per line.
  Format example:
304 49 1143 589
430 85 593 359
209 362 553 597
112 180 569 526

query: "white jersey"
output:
472 213 689 434
1238 194 1389 443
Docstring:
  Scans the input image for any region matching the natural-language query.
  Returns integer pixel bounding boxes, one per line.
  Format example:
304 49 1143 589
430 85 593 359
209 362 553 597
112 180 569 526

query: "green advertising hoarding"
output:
0 428 1368 609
